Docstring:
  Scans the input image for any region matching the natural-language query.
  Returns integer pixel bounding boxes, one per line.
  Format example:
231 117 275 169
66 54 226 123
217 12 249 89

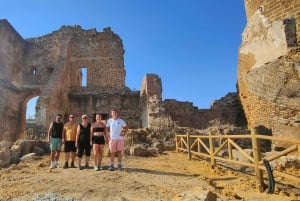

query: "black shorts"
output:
93 135 105 145
64 141 76 152
77 143 91 158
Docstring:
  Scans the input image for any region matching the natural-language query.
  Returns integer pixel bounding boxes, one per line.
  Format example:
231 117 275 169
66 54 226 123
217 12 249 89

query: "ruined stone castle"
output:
0 19 244 142
238 0 300 140
1 0 299 143
0 20 162 141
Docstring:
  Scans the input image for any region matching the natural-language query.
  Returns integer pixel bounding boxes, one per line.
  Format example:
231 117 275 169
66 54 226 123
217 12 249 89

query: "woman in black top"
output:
90 113 108 171
75 114 91 170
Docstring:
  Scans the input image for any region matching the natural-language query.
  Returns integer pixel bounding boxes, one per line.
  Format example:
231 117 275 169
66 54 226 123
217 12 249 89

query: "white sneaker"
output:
55 161 60 168
94 166 98 171
50 161 55 169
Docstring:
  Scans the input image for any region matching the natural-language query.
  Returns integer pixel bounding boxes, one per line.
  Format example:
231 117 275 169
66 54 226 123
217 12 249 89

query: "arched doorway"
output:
25 96 39 139
26 96 38 120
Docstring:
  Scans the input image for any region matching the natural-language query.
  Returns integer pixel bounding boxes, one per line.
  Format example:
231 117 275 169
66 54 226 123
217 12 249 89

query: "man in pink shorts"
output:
106 109 128 171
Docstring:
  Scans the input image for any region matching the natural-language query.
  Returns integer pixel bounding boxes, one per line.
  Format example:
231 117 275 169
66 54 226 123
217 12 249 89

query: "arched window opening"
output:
26 96 38 120
32 67 37 75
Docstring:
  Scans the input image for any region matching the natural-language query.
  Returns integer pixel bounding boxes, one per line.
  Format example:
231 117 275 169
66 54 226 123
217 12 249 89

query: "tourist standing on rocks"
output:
47 113 64 169
106 109 128 171
75 114 92 170
90 113 108 171
62 114 78 168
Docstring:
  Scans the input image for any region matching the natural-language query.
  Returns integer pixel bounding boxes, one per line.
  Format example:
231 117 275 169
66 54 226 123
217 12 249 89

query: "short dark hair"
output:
56 114 62 117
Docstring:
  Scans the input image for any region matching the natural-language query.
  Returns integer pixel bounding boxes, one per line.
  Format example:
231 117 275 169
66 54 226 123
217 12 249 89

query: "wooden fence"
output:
175 128 300 191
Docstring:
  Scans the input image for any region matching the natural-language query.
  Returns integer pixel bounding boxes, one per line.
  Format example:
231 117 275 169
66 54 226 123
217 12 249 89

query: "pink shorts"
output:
109 139 124 153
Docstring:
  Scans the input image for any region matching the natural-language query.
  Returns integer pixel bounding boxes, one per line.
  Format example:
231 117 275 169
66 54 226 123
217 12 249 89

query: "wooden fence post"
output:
175 133 178 152
297 144 300 160
209 131 216 168
251 128 264 191
187 129 191 160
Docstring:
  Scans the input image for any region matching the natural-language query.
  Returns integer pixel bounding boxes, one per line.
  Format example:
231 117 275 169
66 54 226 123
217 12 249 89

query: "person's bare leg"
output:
99 145 104 167
65 152 70 162
50 151 55 161
117 151 123 170
93 144 98 167
78 157 82 169
71 152 76 167
110 152 115 164
109 151 115 170
55 151 60 161
64 152 70 168
85 156 90 168
50 151 55 168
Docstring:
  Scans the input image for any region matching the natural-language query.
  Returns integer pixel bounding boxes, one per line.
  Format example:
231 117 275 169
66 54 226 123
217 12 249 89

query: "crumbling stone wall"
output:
244 0 300 45
0 19 150 141
238 0 300 140
0 18 249 143
164 92 247 129
0 20 41 141
164 99 217 129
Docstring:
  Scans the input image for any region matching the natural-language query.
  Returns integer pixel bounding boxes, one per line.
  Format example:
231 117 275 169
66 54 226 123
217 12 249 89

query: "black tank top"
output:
52 122 63 138
79 123 91 142
93 127 104 132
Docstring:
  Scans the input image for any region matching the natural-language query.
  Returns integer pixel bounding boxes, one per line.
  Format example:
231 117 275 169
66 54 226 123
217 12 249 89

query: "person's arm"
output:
103 122 109 142
121 125 128 136
47 123 53 142
62 126 66 144
106 121 110 138
90 123 94 146
75 124 80 147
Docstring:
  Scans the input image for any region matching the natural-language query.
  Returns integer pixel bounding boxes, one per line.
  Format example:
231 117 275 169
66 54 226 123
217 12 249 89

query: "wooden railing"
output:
175 128 300 190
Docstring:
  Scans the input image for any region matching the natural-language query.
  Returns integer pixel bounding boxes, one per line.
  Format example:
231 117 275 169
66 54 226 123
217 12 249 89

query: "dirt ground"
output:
0 148 299 201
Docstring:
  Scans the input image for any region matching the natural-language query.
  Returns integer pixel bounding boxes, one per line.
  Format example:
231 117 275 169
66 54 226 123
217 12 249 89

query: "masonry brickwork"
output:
239 0 300 140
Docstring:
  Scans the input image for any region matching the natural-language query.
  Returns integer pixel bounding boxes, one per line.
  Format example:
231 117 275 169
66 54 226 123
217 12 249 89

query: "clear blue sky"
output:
0 0 246 118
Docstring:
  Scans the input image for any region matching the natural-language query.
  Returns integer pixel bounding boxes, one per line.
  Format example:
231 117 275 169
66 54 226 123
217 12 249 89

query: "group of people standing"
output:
47 109 128 171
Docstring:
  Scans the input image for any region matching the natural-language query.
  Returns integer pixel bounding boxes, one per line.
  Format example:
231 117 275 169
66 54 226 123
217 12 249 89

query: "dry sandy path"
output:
0 150 298 201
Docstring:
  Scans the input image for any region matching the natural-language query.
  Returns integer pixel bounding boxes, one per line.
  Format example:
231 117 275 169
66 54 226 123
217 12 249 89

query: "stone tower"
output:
238 0 300 140
140 74 167 128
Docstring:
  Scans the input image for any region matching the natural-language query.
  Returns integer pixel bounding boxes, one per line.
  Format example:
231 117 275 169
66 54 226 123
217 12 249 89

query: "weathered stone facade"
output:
0 19 161 141
238 0 300 139
164 92 247 129
0 19 247 142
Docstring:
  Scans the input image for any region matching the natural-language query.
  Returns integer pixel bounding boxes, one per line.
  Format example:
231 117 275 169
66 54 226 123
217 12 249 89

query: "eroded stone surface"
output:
238 0 300 142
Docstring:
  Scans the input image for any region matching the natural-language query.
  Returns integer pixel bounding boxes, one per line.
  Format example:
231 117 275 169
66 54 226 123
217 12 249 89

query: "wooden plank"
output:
273 170 300 183
262 145 297 163
213 139 228 156
229 139 254 163
174 132 300 185
251 128 263 191
209 131 216 167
